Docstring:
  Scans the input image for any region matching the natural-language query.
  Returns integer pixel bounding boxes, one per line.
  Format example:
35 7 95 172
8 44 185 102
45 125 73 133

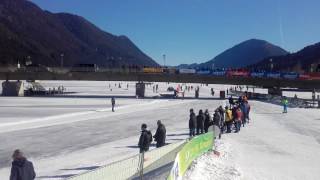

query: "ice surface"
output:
0 81 227 179
1 80 319 180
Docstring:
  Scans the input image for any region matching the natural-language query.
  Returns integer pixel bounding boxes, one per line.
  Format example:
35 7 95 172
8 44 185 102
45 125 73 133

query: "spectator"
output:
10 149 36 180
213 109 222 138
235 107 243 133
138 124 152 153
218 106 225 132
189 109 197 137
153 120 166 148
225 106 233 133
229 96 234 108
204 109 212 133
196 110 205 134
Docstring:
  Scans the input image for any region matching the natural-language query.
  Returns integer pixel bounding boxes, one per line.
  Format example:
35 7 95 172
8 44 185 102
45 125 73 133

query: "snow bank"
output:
184 100 320 180
184 140 241 180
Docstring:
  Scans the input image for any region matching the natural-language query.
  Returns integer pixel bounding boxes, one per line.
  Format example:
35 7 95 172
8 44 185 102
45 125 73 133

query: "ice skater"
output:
111 97 115 112
282 97 288 113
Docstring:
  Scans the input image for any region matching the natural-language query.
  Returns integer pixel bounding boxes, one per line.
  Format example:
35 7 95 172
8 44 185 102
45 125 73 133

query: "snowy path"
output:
185 101 320 180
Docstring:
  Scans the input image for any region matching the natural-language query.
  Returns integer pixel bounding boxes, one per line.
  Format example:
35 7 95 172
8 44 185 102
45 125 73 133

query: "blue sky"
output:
31 0 320 65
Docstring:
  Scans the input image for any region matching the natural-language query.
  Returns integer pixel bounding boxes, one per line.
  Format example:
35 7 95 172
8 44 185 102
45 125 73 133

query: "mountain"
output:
251 42 320 72
0 0 158 67
177 39 288 69
202 39 288 69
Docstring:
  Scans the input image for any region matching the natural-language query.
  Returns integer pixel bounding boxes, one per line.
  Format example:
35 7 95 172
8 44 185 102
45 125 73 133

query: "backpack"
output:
146 131 153 143
226 110 233 121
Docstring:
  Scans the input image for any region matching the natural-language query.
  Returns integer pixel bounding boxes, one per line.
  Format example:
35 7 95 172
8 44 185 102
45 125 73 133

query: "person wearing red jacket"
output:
235 107 243 133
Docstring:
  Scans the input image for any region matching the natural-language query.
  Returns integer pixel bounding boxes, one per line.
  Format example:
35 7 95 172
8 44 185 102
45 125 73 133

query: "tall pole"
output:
60 53 64 67
270 58 273 71
162 54 166 67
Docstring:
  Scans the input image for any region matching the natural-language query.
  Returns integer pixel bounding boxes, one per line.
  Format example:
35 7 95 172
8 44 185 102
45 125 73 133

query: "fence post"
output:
138 152 144 180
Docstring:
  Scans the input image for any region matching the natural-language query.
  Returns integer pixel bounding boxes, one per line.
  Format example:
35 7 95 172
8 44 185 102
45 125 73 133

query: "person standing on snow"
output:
10 149 36 180
153 120 166 148
189 109 197 137
204 109 212 133
196 110 205 135
240 102 246 127
218 106 225 133
282 97 288 113
244 100 251 123
225 106 233 133
229 96 234 108
235 107 243 133
111 97 116 112
138 124 152 153
213 109 222 139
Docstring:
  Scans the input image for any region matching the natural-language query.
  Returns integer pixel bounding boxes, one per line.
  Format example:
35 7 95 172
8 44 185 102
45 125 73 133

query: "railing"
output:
67 140 186 180
66 131 215 180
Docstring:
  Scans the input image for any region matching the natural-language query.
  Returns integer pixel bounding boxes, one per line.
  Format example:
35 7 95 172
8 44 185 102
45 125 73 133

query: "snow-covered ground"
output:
0 81 226 179
184 100 320 180
1 80 320 180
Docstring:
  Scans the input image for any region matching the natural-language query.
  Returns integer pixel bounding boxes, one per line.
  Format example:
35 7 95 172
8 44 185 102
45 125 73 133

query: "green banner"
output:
168 132 214 180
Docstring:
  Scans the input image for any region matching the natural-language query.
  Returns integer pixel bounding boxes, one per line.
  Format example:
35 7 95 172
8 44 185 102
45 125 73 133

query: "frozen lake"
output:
0 81 227 179
0 81 319 180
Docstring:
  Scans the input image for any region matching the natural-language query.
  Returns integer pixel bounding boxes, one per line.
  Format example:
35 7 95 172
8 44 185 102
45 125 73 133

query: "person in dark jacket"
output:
111 97 115 112
153 120 166 148
213 109 222 138
228 96 234 108
189 109 197 137
196 110 205 135
204 109 212 133
10 149 36 180
218 106 225 132
138 124 152 153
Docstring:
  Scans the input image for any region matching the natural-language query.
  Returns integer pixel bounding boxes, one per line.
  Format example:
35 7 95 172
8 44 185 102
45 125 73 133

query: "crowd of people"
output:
189 95 251 139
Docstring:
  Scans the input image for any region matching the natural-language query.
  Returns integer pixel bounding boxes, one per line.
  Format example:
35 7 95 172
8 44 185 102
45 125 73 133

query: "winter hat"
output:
141 123 147 129
12 149 24 159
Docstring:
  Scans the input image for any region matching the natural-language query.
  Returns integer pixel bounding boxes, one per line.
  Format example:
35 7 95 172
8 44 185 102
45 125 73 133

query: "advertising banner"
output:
168 132 214 180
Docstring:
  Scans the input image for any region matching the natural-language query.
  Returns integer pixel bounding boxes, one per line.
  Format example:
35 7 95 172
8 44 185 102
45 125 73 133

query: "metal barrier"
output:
132 141 186 179
67 140 186 180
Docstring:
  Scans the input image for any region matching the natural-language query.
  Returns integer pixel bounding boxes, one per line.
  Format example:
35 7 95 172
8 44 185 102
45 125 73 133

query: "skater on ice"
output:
282 96 288 113
111 97 115 112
